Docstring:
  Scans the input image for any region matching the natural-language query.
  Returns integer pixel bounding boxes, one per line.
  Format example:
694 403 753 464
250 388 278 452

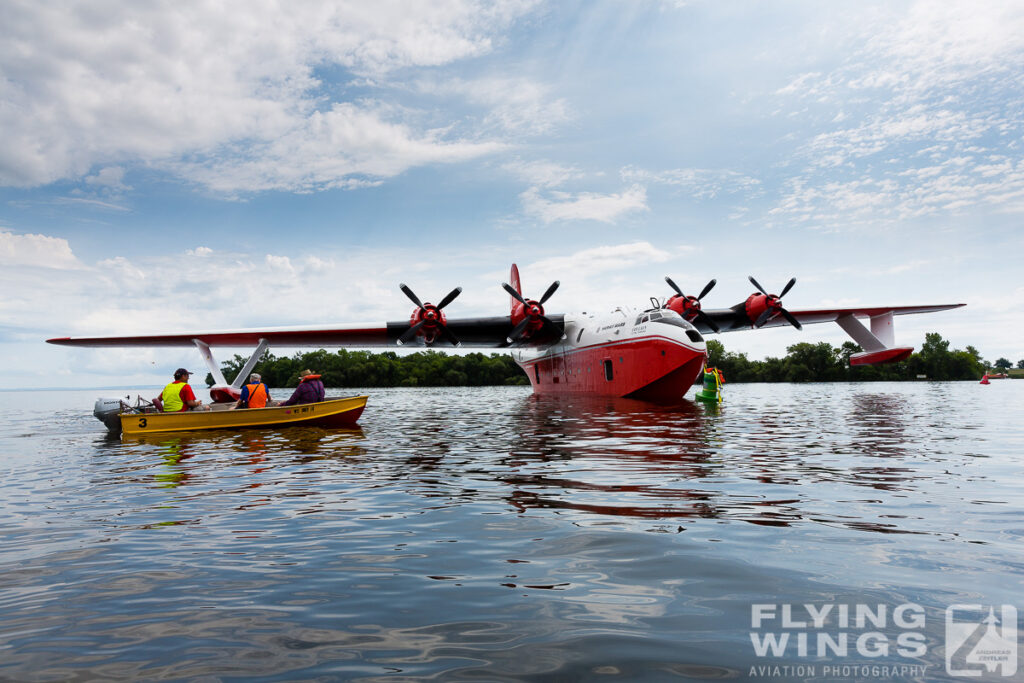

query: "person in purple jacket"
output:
281 369 326 406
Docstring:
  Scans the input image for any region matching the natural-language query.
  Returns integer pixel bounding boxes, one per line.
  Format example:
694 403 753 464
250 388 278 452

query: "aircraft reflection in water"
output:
500 394 749 526
102 386 932 536
489 392 929 533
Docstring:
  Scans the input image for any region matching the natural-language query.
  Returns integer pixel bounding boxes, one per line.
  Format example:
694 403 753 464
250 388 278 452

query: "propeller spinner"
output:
746 276 802 330
397 283 463 346
664 276 721 333
502 280 564 344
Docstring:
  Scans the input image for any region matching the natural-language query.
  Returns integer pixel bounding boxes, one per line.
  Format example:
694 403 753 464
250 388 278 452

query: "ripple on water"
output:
0 383 1022 680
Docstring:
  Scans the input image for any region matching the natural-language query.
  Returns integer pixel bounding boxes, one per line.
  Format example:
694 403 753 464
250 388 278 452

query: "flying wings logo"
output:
946 605 1017 677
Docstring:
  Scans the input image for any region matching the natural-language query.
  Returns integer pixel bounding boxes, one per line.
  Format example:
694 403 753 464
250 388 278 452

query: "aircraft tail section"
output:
509 263 522 313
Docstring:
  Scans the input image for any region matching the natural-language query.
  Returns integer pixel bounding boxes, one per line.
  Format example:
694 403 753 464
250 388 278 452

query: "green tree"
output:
217 349 529 388
784 342 845 382
994 358 1012 370
705 339 726 368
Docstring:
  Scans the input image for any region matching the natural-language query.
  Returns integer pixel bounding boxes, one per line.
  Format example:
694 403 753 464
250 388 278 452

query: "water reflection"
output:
1 384 1021 681
481 388 968 535
85 387 965 535
499 395 724 521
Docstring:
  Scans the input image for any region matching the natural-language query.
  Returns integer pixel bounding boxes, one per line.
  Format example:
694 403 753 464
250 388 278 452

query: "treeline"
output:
706 333 986 382
208 349 529 388
205 332 988 388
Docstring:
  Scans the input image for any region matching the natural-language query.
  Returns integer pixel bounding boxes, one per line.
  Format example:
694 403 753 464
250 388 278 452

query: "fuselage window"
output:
686 330 704 343
603 360 613 381
577 328 585 342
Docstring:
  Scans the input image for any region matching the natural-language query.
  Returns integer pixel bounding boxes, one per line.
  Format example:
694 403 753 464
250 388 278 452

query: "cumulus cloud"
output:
526 241 675 280
0 231 81 269
508 241 696 313
520 184 649 224
0 1 541 192
174 102 510 194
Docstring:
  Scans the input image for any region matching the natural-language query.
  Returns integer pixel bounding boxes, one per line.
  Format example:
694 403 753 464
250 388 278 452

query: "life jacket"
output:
243 382 268 409
161 381 188 412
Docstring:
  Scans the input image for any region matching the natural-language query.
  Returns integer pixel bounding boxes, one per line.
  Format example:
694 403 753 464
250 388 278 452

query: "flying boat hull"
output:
513 311 708 402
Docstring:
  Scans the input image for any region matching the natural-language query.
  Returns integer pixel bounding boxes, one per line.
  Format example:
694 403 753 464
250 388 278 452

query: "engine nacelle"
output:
665 294 702 321
397 284 462 347
744 292 777 326
407 304 449 344
510 299 547 339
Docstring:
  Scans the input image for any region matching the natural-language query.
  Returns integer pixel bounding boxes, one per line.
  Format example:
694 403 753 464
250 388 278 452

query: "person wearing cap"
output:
280 369 326 406
236 372 273 409
156 368 206 412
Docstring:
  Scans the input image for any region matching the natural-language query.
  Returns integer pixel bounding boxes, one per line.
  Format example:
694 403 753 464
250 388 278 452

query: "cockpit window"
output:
652 314 688 329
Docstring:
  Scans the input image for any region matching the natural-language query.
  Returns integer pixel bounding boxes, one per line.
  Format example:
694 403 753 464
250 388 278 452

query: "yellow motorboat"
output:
96 396 368 435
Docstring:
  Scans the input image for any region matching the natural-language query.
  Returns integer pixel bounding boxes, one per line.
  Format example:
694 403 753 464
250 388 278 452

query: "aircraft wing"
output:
695 303 964 334
46 315 566 349
739 303 964 331
696 302 965 365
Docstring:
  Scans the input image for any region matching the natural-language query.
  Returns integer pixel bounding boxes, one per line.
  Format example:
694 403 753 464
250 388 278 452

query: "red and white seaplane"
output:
48 265 963 403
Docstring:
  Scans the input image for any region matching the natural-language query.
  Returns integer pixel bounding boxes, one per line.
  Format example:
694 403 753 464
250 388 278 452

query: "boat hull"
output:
118 396 367 435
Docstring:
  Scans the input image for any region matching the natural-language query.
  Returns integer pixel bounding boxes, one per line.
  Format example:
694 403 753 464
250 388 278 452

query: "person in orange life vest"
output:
281 369 326 406
236 373 274 409
155 368 208 412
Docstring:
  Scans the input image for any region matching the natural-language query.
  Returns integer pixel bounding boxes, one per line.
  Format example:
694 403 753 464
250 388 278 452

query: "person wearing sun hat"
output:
155 368 206 412
281 369 326 406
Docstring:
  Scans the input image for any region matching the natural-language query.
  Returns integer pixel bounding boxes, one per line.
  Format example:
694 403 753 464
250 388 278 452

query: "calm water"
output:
0 382 1021 682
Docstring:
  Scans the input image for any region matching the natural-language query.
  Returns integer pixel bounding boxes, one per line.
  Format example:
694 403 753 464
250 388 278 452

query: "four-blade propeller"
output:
747 276 802 330
502 280 564 344
398 273 801 345
397 283 463 346
665 276 721 333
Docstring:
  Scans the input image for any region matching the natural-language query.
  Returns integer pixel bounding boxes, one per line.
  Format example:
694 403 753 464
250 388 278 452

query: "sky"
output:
2 0 1023 388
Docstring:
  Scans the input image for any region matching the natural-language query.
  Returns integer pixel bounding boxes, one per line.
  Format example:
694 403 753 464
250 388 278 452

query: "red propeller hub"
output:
511 301 545 336
398 283 463 346
410 304 446 328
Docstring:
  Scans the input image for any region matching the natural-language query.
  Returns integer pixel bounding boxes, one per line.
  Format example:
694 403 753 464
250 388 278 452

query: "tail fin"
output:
509 263 522 313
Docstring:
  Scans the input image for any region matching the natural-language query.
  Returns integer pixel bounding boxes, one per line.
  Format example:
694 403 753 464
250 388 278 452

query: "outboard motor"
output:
93 397 127 432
